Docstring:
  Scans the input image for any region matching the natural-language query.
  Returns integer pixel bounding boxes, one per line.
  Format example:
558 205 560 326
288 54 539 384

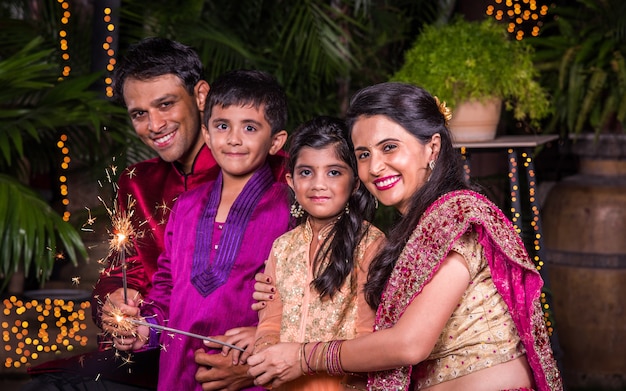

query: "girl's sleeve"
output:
254 246 283 352
355 229 386 337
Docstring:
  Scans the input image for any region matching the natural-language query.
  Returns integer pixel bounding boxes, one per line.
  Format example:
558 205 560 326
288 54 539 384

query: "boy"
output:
104 70 291 391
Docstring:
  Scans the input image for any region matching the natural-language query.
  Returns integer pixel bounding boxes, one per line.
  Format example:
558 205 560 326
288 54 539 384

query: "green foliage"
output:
0 12 134 290
0 174 87 290
392 17 551 128
528 0 626 136
116 0 444 128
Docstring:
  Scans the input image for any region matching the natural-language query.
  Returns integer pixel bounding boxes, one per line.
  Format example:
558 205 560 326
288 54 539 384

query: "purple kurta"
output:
141 163 291 391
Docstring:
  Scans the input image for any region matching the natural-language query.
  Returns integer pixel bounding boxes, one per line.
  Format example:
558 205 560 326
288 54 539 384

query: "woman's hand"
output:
247 342 301 388
251 272 276 311
203 326 256 364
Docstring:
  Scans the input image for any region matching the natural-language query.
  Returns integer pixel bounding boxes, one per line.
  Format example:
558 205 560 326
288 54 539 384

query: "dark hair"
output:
203 70 288 135
287 116 376 299
112 37 203 105
345 82 474 309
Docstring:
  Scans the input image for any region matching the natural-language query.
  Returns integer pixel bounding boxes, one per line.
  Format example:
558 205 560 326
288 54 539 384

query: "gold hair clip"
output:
434 96 452 127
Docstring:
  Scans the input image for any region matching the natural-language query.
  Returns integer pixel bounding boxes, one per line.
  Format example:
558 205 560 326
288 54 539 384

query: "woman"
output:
246 83 562 391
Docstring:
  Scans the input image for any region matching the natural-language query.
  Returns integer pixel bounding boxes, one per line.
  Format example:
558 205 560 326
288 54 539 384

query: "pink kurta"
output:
141 162 291 391
91 145 219 326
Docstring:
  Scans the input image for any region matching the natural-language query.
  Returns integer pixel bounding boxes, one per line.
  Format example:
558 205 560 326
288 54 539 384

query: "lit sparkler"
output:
100 193 137 304
129 319 245 352
110 313 244 352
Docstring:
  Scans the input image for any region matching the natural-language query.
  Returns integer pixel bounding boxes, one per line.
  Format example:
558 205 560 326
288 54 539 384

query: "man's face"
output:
123 74 208 173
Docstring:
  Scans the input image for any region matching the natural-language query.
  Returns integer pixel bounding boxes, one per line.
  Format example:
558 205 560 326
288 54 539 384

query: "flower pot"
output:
448 98 502 143
542 134 626 389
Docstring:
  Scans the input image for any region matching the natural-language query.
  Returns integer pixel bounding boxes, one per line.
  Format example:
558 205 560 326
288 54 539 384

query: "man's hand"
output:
101 291 148 351
203 327 256 365
251 273 276 311
195 349 255 391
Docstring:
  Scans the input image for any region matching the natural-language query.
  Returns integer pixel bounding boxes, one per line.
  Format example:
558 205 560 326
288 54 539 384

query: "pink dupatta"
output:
368 190 562 391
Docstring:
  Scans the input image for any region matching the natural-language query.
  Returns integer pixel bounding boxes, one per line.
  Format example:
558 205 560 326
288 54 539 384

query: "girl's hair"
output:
112 37 203 105
287 116 376 298
345 82 476 309
204 69 288 135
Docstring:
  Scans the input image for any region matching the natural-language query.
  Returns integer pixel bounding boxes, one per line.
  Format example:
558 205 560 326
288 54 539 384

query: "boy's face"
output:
123 74 209 174
204 103 286 182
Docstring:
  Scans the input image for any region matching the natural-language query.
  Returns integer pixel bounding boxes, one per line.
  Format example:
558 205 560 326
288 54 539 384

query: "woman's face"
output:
351 115 436 214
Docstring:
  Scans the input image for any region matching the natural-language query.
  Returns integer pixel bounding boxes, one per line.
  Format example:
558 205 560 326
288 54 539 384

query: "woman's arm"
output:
248 251 470 388
340 251 469 371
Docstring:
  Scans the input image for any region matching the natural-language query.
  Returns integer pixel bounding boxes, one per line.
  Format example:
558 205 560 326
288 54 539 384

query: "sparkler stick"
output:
128 319 245 351
117 233 128 304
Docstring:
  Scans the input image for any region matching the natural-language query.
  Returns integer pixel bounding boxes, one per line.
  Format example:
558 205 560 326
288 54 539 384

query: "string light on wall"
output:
486 0 550 40
57 0 72 221
3 296 91 369
100 7 117 98
57 135 71 222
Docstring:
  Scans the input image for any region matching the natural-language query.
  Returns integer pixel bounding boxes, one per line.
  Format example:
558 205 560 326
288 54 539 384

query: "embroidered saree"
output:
368 190 562 391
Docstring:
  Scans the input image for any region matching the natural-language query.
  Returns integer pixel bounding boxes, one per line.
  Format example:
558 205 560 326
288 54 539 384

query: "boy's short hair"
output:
204 70 288 135
112 37 204 105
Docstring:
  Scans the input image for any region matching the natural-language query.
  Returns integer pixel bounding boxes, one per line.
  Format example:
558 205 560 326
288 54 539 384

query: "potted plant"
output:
391 16 551 142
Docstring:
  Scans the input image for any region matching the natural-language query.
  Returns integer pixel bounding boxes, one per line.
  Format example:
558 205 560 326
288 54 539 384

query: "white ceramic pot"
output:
448 98 502 143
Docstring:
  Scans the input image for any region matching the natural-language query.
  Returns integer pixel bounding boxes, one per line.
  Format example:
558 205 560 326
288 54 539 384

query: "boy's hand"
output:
194 349 254 391
203 327 255 365
251 272 276 311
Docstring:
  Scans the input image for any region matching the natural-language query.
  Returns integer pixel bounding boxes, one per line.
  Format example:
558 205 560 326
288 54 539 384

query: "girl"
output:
252 116 384 390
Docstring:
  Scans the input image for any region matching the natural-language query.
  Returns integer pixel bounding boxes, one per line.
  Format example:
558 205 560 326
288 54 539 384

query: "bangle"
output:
299 343 307 375
325 340 345 376
304 341 320 375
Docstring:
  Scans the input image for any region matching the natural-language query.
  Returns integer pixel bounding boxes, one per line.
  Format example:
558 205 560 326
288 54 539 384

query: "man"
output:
24 37 259 391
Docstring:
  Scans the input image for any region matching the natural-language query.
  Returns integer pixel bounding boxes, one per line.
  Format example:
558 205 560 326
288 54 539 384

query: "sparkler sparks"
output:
99 192 138 304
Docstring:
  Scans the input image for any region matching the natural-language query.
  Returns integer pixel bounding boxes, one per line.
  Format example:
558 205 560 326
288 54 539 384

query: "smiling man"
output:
23 37 220 391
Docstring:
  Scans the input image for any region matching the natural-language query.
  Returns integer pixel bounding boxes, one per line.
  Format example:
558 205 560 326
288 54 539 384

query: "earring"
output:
428 160 436 171
374 198 379 210
344 202 350 215
290 202 304 218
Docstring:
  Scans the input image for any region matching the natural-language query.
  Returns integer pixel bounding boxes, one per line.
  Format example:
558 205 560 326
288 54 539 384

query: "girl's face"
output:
351 115 438 214
286 145 356 231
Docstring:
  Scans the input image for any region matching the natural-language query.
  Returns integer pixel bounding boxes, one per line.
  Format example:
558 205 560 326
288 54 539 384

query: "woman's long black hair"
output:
287 116 377 299
345 82 477 309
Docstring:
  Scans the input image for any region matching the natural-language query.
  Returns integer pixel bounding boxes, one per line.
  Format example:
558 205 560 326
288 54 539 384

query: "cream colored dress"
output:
255 219 384 391
412 230 526 389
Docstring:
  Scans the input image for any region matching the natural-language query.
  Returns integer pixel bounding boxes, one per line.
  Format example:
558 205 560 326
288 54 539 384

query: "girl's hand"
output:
251 272 276 311
204 326 256 364
247 342 301 388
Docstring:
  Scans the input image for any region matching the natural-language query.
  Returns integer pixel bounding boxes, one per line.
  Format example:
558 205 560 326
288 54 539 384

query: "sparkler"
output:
112 315 245 351
100 193 137 304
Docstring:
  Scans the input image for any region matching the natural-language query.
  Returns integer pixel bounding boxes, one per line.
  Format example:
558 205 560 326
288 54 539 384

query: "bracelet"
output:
325 340 346 376
299 343 307 375
253 334 279 352
304 341 320 375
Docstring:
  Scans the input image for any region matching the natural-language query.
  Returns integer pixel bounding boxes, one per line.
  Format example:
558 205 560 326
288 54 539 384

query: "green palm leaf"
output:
0 174 87 290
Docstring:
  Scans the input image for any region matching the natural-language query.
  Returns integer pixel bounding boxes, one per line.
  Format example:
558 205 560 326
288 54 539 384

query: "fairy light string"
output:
486 0 550 41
